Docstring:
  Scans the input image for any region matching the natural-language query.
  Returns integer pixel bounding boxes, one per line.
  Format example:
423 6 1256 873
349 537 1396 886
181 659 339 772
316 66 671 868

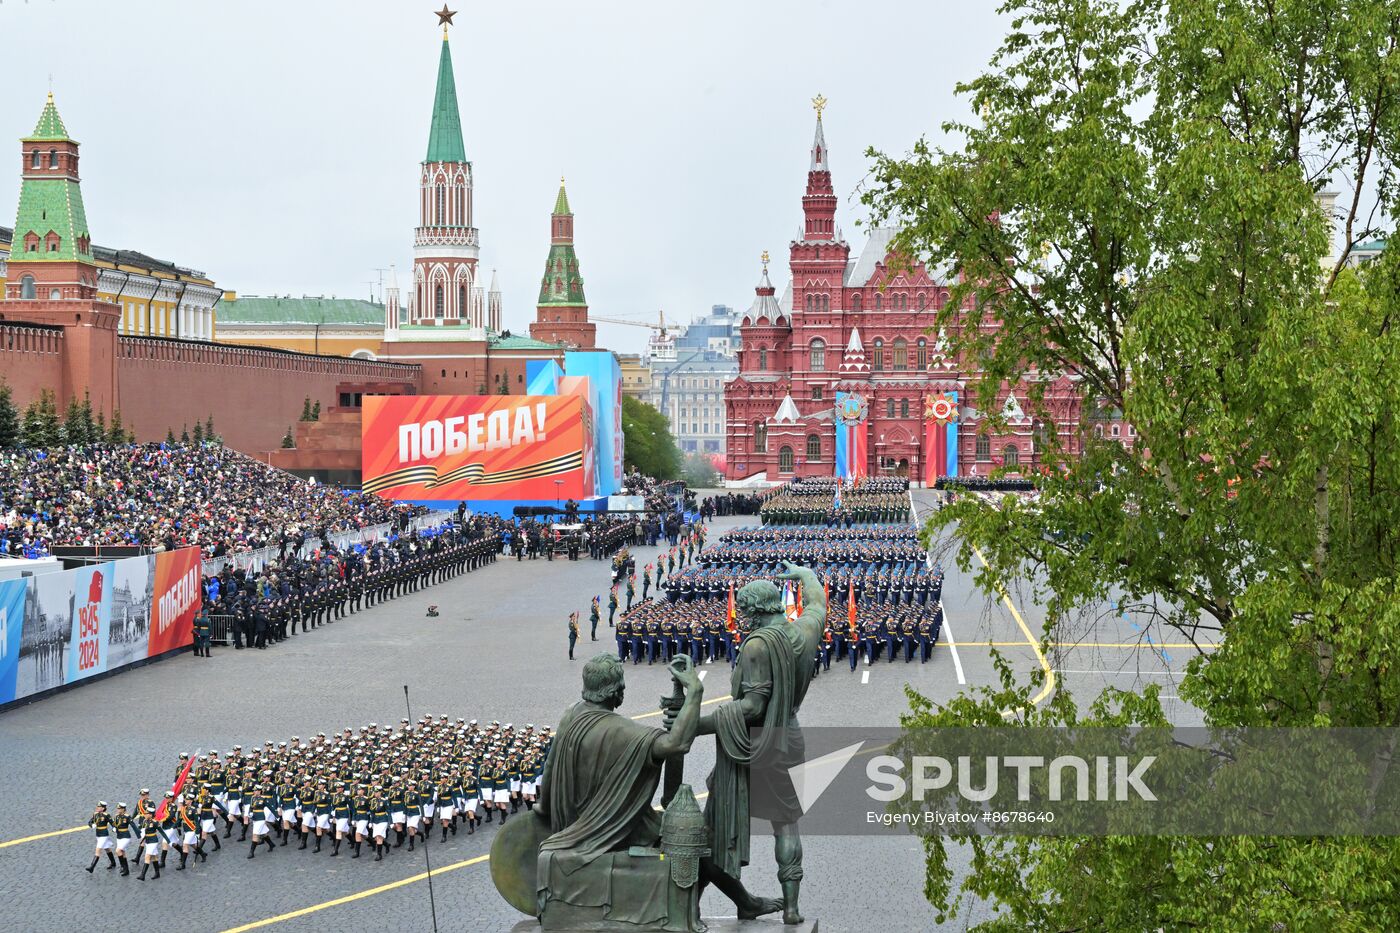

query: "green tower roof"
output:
553 180 571 215
538 242 586 307
12 95 91 263
425 37 466 163
24 93 71 142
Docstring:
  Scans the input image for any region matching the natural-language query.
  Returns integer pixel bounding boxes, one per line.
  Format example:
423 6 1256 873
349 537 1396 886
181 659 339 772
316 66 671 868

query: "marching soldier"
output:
86 802 115 873
568 612 579 661
589 595 601 642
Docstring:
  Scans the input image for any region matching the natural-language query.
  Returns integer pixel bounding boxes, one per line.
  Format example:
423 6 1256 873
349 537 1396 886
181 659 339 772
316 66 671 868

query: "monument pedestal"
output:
510 920 819 933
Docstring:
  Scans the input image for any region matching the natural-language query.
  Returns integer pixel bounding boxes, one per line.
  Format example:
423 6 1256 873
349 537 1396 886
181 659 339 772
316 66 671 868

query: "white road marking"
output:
938 599 968 685
861 670 870 684
908 493 967 686
698 670 707 681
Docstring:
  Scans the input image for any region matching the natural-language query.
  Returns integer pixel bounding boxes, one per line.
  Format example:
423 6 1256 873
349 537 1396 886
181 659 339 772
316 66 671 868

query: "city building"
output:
723 100 1083 483
616 353 651 399
674 304 740 357
213 293 387 358
648 351 737 455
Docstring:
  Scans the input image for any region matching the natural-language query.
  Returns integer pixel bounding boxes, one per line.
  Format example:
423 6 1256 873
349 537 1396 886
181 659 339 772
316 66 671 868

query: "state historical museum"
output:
724 101 1087 484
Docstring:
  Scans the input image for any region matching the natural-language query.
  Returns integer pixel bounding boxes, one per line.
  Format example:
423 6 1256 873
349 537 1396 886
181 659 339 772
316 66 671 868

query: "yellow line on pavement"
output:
219 854 490 933
971 546 1056 707
631 694 730 720
0 825 86 848
953 641 1218 650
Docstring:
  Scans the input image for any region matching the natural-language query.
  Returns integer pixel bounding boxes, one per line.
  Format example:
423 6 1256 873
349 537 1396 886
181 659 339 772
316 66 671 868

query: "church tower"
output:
789 96 850 324
411 13 481 329
529 178 595 348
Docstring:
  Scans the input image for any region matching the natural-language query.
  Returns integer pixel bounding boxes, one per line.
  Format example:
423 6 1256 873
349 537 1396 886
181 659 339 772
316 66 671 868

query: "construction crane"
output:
591 309 673 337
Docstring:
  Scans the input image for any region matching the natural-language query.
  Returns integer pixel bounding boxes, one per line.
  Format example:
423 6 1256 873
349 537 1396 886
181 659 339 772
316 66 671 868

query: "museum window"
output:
900 398 909 418
916 338 927 370
874 293 883 311
809 338 826 371
435 285 444 318
1111 424 1121 437
976 433 990 461
1003 444 1020 468
1094 424 1104 438
753 422 767 452
872 339 884 371
917 293 927 310
886 398 895 418
19 274 36 299
806 434 821 460
893 337 907 371
758 347 767 370
851 293 862 312
811 386 823 400
779 446 794 473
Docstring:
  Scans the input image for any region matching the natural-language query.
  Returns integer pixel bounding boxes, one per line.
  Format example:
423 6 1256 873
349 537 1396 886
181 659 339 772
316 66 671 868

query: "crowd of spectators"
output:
0 444 426 560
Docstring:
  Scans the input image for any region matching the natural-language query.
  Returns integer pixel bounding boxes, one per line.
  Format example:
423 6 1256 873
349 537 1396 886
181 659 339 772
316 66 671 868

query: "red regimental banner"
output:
362 395 590 500
148 548 200 656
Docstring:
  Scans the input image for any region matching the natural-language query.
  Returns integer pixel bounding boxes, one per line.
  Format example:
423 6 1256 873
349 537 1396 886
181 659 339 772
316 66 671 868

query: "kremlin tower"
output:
529 179 595 348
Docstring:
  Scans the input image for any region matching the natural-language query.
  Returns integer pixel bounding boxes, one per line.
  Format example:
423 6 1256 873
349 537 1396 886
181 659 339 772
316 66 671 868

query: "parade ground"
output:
0 489 1211 932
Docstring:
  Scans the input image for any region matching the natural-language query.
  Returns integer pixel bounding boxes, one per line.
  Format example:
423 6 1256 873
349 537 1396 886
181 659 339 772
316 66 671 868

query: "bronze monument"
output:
492 561 823 930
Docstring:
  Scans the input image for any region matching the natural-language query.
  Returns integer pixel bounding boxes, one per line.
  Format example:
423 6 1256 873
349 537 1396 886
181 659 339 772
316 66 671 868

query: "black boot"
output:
177 851 187 870
86 856 99 873
211 834 221 851
441 826 448 843
374 844 383 861
153 862 161 879
223 821 232 838
395 829 404 848
138 863 148 881
299 835 308 850
352 842 361 859
238 824 247 842
159 849 167 867
500 809 508 824
248 842 256 859
408 835 415 852
119 856 130 876
265 836 276 852
107 851 117 869
468 819 475 835
331 838 340 856
314 835 322 853
197 844 208 862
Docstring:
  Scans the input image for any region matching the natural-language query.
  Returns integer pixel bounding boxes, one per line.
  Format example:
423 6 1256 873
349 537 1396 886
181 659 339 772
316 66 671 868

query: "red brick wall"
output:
115 337 421 455
0 322 65 405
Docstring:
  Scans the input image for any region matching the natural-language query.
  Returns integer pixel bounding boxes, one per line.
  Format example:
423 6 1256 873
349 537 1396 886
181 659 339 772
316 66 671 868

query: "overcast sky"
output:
2 0 1007 354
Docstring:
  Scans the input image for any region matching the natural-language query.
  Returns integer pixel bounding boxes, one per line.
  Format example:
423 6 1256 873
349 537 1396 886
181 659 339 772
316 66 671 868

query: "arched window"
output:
893 337 908 371
753 422 767 452
806 434 821 460
805 294 813 312
917 293 927 310
458 285 467 318
916 338 928 370
30 149 39 169
456 187 465 223
976 434 990 461
758 347 767 370
821 294 830 313
809 338 826 371
436 185 446 224
851 293 862 312
875 293 883 311
1003 444 1020 468
19 274 36 299
900 398 910 418
434 285 445 318
872 339 884 371
48 149 57 168
778 445 794 473
886 397 895 418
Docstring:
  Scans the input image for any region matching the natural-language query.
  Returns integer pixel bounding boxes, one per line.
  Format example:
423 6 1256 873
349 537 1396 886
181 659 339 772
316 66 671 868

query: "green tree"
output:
192 419 204 444
95 410 106 442
310 400 321 421
0 382 20 449
22 390 62 448
621 395 681 480
61 394 88 445
108 409 128 445
300 397 313 421
864 0 1400 927
180 425 190 444
204 414 218 444
680 451 719 489
281 426 295 449
165 427 176 445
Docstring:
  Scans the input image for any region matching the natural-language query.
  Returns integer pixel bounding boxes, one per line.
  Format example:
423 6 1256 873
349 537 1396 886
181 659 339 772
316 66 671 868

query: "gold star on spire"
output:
436 5 456 36
811 94 827 119
761 250 770 268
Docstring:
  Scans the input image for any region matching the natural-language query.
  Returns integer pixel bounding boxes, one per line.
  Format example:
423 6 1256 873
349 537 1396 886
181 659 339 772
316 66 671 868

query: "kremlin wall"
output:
0 27 607 472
